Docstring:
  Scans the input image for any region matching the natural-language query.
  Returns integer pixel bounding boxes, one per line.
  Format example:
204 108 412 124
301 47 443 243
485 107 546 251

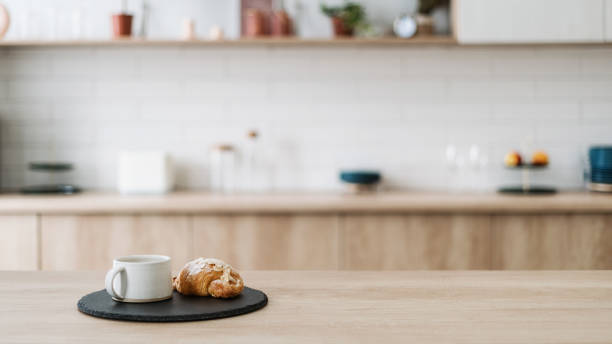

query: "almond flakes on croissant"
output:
173 258 244 298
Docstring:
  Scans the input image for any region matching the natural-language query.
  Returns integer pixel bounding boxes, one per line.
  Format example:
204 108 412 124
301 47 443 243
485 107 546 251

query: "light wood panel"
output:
0 216 38 270
341 215 491 270
40 215 192 271
4 271 612 343
491 215 612 269
0 36 456 47
192 215 339 270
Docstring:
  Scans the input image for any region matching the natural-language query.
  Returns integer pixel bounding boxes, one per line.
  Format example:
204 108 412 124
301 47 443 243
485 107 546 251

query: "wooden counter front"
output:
1 192 611 271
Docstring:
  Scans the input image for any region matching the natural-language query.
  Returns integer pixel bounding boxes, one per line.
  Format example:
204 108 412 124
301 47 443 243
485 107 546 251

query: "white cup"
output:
105 255 173 303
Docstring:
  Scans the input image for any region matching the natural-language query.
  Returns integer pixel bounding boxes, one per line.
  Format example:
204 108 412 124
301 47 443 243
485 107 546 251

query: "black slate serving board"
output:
77 287 267 322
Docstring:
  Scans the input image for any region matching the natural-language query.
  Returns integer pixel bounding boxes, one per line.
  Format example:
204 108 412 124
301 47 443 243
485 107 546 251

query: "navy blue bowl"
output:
340 171 381 185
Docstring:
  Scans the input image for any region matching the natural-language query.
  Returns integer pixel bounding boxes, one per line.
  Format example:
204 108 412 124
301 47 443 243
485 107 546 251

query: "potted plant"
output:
417 0 449 35
112 0 134 38
320 2 365 37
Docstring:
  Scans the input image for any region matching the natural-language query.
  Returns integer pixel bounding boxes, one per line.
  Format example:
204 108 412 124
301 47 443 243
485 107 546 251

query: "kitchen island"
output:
1 270 611 343
1 191 611 271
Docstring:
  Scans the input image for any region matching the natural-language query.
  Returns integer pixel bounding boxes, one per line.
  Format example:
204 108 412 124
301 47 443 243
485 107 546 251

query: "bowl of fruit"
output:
504 150 549 169
499 150 555 194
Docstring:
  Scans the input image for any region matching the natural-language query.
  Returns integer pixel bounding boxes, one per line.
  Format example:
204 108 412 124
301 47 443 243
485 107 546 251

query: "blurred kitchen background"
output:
1 0 612 273
0 0 609 193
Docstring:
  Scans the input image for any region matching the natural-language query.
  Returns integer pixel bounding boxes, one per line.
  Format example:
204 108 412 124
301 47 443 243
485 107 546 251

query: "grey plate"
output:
77 288 267 322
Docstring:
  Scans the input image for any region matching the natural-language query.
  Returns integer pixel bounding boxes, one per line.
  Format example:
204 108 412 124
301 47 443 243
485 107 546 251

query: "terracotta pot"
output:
245 9 265 37
271 10 292 36
0 4 9 40
331 17 353 37
112 14 133 38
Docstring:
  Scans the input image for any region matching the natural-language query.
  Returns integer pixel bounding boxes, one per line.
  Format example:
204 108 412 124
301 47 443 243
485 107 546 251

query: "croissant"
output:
173 258 244 298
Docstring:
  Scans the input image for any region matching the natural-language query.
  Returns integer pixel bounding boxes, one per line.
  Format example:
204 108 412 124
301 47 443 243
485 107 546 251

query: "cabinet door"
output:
41 215 192 271
192 215 339 270
341 215 491 270
606 0 612 41
491 215 612 269
0 216 38 270
455 0 605 43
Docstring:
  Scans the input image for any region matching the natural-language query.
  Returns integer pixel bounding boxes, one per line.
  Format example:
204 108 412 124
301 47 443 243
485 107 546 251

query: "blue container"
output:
589 146 612 169
339 171 381 185
591 176 612 184
591 170 612 176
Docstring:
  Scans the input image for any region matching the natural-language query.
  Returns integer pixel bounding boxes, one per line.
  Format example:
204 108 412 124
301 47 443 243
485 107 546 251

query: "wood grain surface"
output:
22 212 612 271
341 215 491 269
0 191 610 214
0 216 38 270
1 271 611 343
491 214 612 269
192 215 339 270
0 36 457 47
40 215 192 271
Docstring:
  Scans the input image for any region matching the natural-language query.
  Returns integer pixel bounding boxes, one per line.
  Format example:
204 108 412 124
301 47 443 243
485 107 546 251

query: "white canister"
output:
182 18 196 40
117 151 174 194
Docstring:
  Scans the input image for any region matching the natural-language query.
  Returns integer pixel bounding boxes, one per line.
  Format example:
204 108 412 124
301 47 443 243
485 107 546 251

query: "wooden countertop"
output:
0 191 610 214
2 271 611 343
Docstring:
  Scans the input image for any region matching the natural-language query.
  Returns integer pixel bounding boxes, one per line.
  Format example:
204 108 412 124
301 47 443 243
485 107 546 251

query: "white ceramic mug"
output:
105 255 172 303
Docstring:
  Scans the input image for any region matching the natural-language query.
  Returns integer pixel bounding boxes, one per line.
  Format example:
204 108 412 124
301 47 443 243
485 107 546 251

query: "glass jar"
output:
209 144 236 193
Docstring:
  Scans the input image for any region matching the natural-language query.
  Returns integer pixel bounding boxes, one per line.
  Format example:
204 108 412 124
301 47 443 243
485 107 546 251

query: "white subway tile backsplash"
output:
0 82 6 100
1 45 611 190
581 102 612 120
51 101 141 122
96 80 182 98
139 53 226 80
580 124 612 144
227 48 271 80
402 48 492 77
357 79 447 100
140 103 226 122
9 80 93 99
448 79 536 99
184 80 268 100
93 50 140 80
50 49 97 78
536 80 612 98
492 50 581 77
492 102 581 123
269 80 355 101
4 50 51 77
403 103 491 123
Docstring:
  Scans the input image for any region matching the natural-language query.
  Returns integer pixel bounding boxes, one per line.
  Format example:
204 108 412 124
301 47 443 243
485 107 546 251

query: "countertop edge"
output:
0 191 610 214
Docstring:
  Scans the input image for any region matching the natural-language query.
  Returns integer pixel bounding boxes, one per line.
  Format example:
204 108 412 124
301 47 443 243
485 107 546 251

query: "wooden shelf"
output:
0 35 457 47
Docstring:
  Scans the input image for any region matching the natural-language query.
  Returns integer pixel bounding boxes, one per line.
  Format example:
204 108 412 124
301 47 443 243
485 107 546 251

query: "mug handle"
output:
105 266 126 300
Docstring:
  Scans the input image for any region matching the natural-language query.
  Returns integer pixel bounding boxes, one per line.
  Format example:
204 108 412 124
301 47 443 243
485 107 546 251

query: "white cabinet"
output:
454 0 605 43
605 0 612 41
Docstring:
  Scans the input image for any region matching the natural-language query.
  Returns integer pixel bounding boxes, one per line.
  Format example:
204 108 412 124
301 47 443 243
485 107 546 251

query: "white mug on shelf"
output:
105 255 173 303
